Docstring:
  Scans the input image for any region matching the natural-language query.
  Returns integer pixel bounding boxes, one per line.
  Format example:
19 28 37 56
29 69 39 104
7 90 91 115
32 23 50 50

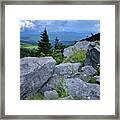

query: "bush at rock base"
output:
63 49 86 64
27 92 44 100
54 76 69 98
51 50 64 64
88 76 96 84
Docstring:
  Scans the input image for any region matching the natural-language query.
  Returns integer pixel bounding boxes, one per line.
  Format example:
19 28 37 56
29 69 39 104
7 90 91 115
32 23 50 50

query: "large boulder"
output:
74 40 90 50
74 65 97 82
20 57 56 100
40 74 60 93
65 78 100 100
63 46 75 57
54 63 81 76
75 72 92 82
84 44 100 69
81 65 97 76
63 41 90 57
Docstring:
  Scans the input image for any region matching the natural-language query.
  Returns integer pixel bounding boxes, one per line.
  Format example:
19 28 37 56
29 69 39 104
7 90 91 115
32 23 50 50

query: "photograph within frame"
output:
20 20 100 100
1 0 119 119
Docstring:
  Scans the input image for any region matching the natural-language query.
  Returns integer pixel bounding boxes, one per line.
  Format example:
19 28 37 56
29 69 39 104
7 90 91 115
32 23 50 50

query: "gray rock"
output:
44 90 59 100
81 65 97 76
54 63 81 76
41 65 97 94
41 73 69 93
76 72 92 82
63 41 90 57
86 83 100 100
63 46 75 57
41 63 82 93
84 45 100 69
65 78 100 100
41 74 61 93
20 57 56 100
74 40 90 50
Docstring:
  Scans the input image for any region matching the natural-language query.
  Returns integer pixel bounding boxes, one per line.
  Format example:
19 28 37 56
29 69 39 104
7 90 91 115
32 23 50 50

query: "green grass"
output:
88 76 96 84
27 93 44 100
54 76 69 98
21 43 38 50
63 49 86 64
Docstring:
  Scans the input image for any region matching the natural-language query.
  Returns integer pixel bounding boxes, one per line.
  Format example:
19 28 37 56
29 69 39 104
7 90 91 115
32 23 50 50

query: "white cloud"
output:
20 20 35 30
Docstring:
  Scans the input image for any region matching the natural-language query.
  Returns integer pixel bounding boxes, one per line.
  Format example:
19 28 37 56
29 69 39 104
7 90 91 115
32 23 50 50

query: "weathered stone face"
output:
65 78 100 100
81 65 97 76
54 63 81 76
84 46 100 69
75 72 93 82
63 41 90 57
41 63 81 93
20 57 56 100
74 41 90 50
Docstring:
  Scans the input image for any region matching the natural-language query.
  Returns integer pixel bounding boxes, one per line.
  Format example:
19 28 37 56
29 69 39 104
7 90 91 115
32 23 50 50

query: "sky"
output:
20 20 100 33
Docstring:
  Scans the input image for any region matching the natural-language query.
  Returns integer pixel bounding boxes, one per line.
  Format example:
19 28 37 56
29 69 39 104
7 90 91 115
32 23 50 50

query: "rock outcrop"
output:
81 65 97 76
20 57 56 100
20 39 100 100
63 40 100 69
65 78 100 100
54 63 81 76
41 63 81 93
63 41 90 57
84 43 100 69
74 65 97 82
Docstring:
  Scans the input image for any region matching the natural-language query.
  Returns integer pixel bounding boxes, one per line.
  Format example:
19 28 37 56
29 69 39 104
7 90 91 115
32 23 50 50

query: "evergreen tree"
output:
37 28 52 56
54 37 59 50
54 37 63 52
52 37 64 64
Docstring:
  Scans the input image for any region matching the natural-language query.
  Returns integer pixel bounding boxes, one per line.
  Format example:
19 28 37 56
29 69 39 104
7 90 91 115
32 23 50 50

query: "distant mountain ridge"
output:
20 31 98 46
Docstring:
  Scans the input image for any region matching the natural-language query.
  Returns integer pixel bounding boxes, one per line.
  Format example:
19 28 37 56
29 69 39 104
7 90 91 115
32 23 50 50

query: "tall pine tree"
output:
37 28 52 56
54 37 59 50
54 37 63 51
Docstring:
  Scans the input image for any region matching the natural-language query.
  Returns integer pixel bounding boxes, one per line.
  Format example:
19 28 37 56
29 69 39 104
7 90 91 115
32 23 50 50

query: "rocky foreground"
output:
20 40 100 100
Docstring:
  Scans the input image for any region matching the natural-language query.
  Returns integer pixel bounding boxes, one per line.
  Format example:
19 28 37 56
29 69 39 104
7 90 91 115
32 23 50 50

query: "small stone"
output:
44 90 59 100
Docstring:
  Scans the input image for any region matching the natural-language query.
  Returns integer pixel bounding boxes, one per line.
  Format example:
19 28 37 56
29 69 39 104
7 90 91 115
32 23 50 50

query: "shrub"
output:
63 49 86 64
51 50 63 64
88 76 96 84
20 48 37 58
27 92 44 100
54 77 68 98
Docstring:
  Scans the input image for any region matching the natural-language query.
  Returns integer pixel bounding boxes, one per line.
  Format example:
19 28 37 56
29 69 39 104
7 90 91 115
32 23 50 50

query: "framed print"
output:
0 0 119 119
